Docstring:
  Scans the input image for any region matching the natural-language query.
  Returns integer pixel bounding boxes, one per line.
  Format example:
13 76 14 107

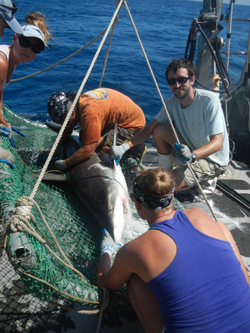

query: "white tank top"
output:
0 45 11 89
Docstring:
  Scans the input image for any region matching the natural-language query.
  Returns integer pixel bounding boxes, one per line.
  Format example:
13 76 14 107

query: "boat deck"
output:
1 139 250 333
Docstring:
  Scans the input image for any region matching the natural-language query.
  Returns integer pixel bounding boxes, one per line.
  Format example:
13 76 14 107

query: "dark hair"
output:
165 58 197 81
66 91 77 103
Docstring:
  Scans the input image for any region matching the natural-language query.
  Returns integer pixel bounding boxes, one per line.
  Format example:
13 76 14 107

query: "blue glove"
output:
100 229 122 258
0 126 11 137
0 159 15 169
174 143 196 164
110 143 130 166
0 148 15 169
55 159 67 171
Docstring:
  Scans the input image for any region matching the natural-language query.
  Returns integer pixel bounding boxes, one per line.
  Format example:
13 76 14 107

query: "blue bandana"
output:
133 179 174 210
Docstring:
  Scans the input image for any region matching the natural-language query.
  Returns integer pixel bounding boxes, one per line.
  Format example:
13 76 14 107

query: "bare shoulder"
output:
183 207 212 220
215 221 232 236
117 232 152 264
182 207 227 239
0 52 8 67
0 54 8 77
119 233 147 255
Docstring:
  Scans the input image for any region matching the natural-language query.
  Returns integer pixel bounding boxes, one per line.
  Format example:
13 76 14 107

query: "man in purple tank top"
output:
97 168 250 332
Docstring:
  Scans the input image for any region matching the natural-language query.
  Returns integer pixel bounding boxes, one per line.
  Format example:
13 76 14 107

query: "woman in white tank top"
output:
0 11 52 130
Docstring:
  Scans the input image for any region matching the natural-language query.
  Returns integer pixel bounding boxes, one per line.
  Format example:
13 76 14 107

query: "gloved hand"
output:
100 228 122 258
0 147 15 169
174 143 196 164
110 143 130 166
0 125 11 138
54 159 67 171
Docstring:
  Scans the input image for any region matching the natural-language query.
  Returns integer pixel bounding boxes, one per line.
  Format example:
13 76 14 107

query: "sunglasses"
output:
0 2 18 16
168 76 192 86
17 35 43 54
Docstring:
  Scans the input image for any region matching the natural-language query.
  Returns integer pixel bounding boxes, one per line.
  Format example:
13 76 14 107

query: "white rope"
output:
124 1 217 221
3 0 125 315
29 0 125 201
4 196 88 283
10 28 107 82
99 15 119 87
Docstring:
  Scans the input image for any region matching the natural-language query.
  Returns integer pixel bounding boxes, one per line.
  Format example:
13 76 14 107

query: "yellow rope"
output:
17 267 99 305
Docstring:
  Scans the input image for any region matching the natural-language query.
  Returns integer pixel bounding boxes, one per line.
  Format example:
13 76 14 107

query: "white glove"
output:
110 143 130 165
100 229 122 258
55 159 67 170
174 143 196 164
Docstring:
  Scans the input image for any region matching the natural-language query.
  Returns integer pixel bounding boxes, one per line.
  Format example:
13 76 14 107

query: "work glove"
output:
0 147 15 169
0 125 11 138
174 143 196 164
110 143 130 166
54 159 67 171
100 229 122 260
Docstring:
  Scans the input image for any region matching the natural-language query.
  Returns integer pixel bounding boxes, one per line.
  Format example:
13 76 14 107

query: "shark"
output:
41 124 130 244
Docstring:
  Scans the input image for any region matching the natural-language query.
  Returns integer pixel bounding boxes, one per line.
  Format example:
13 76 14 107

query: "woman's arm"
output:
0 55 10 128
97 245 135 291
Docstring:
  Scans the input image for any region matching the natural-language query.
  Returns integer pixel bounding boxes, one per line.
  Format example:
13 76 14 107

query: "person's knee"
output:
152 124 174 145
152 124 166 140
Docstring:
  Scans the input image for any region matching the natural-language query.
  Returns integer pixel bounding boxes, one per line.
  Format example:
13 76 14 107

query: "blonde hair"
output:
136 168 175 199
25 12 52 46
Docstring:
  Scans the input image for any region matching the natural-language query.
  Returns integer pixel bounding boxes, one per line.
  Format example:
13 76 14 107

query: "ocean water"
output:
1 0 250 124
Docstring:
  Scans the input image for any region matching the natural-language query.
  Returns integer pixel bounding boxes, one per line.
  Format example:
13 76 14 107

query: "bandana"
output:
133 178 174 210
47 92 71 124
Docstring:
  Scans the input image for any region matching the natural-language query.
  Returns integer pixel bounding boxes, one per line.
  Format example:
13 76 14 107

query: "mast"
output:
195 0 223 86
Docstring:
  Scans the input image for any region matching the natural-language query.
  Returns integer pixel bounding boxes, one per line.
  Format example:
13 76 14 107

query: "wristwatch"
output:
191 153 197 163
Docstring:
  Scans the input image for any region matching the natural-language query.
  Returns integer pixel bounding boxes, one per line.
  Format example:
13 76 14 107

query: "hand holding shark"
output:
110 143 130 165
100 228 122 259
55 159 67 170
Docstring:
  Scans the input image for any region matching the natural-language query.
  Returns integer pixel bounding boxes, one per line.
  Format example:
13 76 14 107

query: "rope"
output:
47 287 109 317
96 288 110 333
3 0 120 315
4 196 88 283
10 28 107 82
29 0 124 201
16 267 99 305
99 17 119 87
16 267 110 316
124 1 217 221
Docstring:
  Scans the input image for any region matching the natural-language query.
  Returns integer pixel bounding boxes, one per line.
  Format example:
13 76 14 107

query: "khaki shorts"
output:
102 126 142 147
176 159 227 187
172 131 227 187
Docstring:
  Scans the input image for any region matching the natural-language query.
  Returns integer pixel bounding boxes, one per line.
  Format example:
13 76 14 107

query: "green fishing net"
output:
0 105 186 310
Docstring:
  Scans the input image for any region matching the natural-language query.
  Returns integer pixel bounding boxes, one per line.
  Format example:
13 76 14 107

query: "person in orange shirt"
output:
47 88 146 170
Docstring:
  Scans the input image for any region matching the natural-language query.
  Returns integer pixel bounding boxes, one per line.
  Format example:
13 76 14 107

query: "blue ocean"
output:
1 0 250 124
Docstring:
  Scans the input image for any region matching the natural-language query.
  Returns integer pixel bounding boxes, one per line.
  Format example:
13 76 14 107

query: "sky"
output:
191 0 250 5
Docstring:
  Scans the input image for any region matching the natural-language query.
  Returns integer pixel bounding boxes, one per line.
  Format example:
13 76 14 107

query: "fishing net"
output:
0 105 186 331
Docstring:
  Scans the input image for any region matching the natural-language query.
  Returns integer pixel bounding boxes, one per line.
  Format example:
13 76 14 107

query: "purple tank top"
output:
148 210 250 332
